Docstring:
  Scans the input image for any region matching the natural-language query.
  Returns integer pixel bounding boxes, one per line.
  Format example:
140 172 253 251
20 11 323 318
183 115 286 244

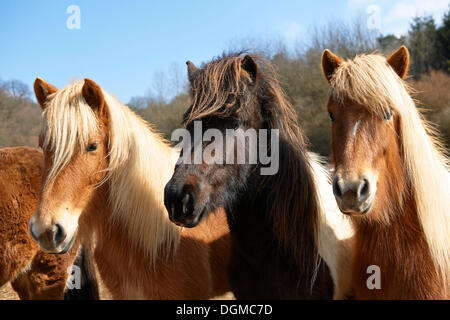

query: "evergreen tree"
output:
436 6 450 72
408 16 439 76
377 34 406 54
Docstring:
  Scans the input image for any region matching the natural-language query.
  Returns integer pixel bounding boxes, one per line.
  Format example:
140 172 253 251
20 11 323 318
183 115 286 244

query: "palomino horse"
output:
164 54 354 299
30 78 230 299
0 146 97 299
322 46 450 299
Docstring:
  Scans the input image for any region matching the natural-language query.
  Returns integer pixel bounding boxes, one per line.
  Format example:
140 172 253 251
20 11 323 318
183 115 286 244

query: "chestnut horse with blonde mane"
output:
29 78 230 299
0 146 97 300
322 46 450 299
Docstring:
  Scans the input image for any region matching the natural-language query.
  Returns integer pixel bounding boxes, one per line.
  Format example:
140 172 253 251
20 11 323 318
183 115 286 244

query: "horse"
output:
164 53 354 299
321 46 450 299
0 146 98 300
29 77 231 299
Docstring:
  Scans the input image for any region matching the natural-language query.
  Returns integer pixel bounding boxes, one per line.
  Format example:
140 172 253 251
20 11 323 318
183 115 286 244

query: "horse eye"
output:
87 142 98 152
384 110 392 121
329 112 335 122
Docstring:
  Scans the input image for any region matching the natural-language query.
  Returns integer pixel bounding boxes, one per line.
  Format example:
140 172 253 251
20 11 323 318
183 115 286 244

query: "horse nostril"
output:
181 191 195 217
182 193 190 215
358 178 370 202
53 223 67 246
333 175 343 200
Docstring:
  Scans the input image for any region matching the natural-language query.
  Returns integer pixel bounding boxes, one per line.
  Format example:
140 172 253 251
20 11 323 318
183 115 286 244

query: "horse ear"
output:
34 78 57 109
322 49 342 84
387 46 410 79
241 55 258 84
186 61 199 83
82 78 105 114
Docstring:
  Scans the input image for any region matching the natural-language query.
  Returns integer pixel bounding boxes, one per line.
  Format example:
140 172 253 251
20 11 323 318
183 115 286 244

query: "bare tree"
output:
0 79 31 99
306 17 378 58
151 70 168 104
128 96 148 109
168 62 186 97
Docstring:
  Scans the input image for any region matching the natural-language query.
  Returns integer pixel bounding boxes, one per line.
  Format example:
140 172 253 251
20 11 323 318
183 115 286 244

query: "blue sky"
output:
0 0 448 103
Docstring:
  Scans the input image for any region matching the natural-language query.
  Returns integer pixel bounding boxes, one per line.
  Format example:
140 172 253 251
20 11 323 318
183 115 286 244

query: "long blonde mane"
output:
329 53 450 278
42 80 180 266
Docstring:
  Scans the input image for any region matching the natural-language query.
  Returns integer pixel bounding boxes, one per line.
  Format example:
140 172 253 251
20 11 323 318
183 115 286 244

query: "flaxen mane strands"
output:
42 81 99 184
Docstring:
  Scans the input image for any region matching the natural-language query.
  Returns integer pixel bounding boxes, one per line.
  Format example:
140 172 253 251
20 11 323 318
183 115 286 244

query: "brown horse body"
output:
0 147 80 299
322 47 450 299
31 78 231 299
81 194 230 299
353 197 444 299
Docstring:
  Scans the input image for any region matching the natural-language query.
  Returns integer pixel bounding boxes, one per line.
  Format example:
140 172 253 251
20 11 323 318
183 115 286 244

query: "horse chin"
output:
179 219 201 228
60 232 77 253
176 206 209 228
341 202 373 217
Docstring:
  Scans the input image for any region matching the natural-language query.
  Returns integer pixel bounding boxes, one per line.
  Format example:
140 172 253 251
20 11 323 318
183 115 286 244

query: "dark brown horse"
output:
164 53 354 299
0 146 98 299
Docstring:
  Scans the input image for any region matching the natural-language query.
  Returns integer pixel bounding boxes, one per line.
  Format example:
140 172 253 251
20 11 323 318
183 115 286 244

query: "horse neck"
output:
353 184 443 298
254 133 321 277
104 110 181 265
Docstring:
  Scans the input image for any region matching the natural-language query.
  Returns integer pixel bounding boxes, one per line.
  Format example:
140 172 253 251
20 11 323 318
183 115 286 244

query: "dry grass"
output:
411 70 450 150
0 260 234 300
0 283 19 300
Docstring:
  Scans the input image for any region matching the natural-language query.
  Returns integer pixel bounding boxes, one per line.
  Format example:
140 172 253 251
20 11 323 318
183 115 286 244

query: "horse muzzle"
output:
332 173 375 216
164 179 208 228
29 216 77 254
